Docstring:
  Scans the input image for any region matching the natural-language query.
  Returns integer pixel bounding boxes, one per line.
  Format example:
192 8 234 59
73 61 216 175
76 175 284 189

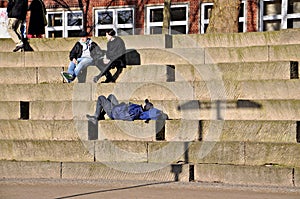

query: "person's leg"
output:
7 18 24 50
93 60 114 83
74 57 93 77
67 60 78 76
107 94 119 106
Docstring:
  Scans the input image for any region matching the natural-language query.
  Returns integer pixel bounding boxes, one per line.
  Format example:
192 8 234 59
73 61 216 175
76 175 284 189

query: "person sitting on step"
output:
61 31 104 83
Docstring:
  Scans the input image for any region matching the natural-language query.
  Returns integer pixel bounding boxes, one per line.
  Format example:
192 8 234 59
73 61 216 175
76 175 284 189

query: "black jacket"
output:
7 0 28 20
106 36 126 62
69 38 104 61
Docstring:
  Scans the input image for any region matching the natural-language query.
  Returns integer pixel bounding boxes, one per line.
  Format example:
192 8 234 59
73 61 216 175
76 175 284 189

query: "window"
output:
259 0 300 31
46 10 83 38
200 1 246 34
94 8 134 36
146 4 188 35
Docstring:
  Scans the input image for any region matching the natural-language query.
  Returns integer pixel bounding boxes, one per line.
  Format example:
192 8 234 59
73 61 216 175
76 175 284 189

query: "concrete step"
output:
176 61 298 81
0 119 297 143
2 29 300 52
0 140 299 167
1 80 300 102
0 160 190 182
0 61 297 84
0 67 64 84
1 99 300 121
0 160 298 187
0 35 171 52
1 45 300 68
173 29 300 48
195 163 299 187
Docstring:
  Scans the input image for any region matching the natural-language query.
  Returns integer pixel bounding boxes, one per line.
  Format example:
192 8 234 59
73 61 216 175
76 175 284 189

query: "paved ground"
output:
0 179 300 199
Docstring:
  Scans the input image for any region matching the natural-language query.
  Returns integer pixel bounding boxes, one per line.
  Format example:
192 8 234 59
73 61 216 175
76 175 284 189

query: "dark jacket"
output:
106 36 126 62
69 38 104 61
7 0 28 20
28 0 47 35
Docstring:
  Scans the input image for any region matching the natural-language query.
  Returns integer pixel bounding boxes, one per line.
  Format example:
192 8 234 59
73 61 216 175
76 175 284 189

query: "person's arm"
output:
106 37 126 61
69 42 80 61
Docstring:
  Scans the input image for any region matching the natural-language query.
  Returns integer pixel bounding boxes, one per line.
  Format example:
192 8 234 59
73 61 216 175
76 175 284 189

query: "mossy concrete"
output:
195 164 294 187
0 160 61 179
62 162 190 182
0 140 94 162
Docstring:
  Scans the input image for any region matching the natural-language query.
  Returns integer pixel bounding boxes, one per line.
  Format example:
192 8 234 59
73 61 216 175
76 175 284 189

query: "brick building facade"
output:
2 0 300 38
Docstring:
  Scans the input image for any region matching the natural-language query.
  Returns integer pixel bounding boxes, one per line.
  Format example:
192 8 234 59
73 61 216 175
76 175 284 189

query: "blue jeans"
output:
67 57 93 77
95 94 119 119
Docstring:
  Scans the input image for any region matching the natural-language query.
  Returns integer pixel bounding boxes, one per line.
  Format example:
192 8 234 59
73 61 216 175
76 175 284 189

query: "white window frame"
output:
259 0 300 31
94 7 135 36
200 0 247 34
145 4 189 35
45 10 83 38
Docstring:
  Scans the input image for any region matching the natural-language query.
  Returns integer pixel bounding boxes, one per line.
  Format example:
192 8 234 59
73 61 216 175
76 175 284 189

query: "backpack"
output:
139 108 168 121
111 102 143 121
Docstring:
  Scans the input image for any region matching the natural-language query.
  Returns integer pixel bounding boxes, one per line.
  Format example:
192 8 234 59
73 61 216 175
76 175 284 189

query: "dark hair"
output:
79 31 88 37
106 29 116 36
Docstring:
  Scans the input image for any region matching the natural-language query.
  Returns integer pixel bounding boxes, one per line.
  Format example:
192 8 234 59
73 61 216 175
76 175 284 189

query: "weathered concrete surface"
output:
0 119 295 143
62 162 190 182
175 61 295 82
195 164 294 187
238 80 300 100
269 44 300 62
98 120 157 141
0 161 61 179
0 67 37 84
244 142 300 167
0 80 299 102
94 140 148 163
0 140 94 162
165 120 200 141
173 29 300 48
0 120 80 140
295 167 300 187
200 120 297 143
205 46 269 63
2 99 300 120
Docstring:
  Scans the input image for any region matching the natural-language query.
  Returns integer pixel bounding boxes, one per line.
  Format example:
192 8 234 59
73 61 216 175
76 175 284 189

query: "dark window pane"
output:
68 30 82 37
98 11 113 24
67 13 82 26
171 25 186 34
171 7 186 21
97 29 111 36
239 3 244 17
117 28 133 35
287 17 300 28
48 30 63 38
204 5 213 20
150 26 162 34
263 1 282 15
238 21 244 32
48 13 62 27
263 19 281 31
150 8 163 22
118 10 133 24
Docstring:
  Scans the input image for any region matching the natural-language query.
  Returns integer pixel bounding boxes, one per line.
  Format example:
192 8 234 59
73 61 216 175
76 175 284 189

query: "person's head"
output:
105 29 116 41
79 31 88 42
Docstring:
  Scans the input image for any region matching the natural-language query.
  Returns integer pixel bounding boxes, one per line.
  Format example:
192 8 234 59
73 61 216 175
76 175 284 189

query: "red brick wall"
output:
1 0 258 35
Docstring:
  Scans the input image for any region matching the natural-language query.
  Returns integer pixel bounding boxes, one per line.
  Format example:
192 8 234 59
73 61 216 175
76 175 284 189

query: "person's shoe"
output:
61 71 74 83
13 44 24 52
86 114 97 124
93 75 100 83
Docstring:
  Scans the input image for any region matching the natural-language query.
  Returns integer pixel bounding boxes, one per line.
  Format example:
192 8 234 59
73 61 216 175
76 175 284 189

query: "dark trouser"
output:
94 58 126 83
94 94 119 119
